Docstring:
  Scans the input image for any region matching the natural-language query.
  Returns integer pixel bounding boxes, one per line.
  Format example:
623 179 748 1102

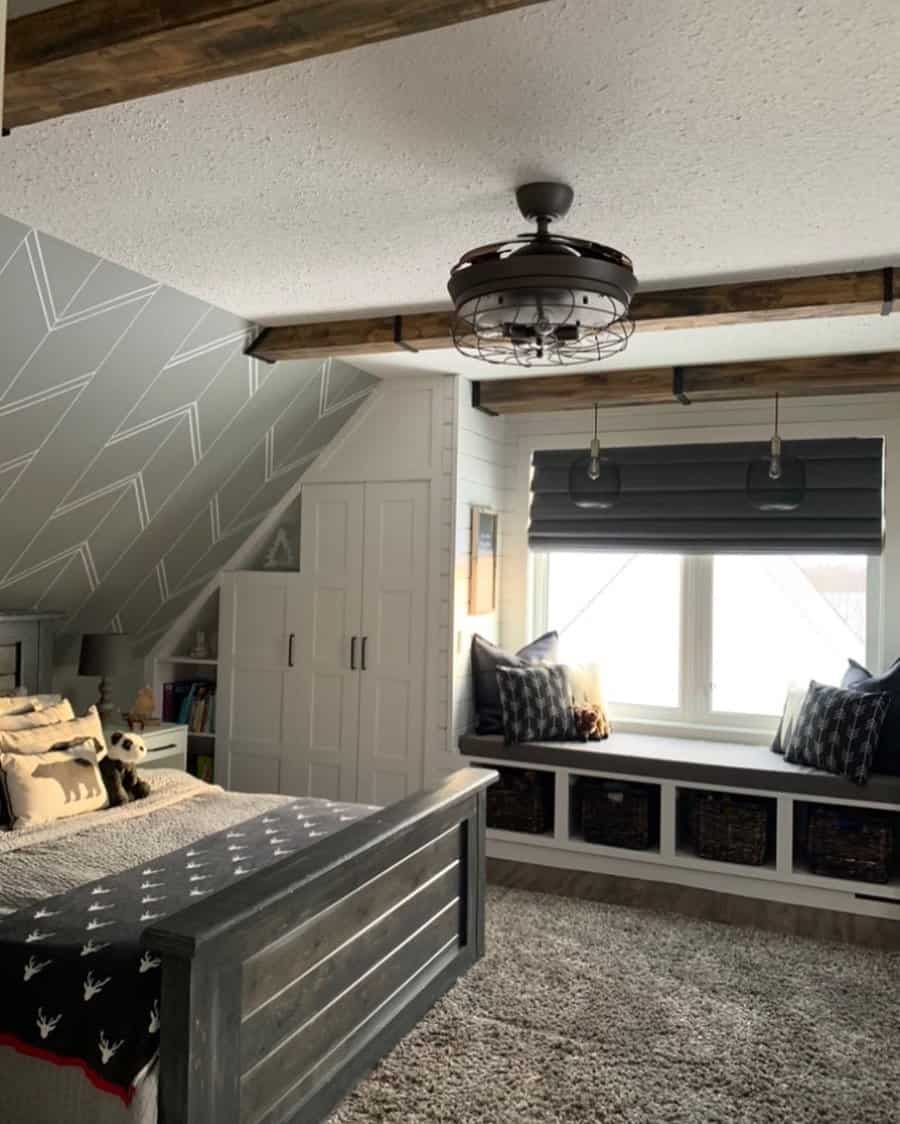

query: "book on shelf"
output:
193 754 215 783
163 679 216 734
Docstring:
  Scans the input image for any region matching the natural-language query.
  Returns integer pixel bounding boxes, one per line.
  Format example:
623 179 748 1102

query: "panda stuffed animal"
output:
98 730 152 806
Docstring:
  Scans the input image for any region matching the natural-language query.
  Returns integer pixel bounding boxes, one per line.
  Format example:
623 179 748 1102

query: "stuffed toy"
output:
99 730 151 806
124 685 156 730
572 704 610 742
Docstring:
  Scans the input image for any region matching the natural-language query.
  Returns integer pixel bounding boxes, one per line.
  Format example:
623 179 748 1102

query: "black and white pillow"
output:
496 665 573 745
471 632 558 735
841 658 900 776
784 681 890 785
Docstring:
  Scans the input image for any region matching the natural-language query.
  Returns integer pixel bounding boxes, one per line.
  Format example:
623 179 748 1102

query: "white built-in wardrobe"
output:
217 481 428 805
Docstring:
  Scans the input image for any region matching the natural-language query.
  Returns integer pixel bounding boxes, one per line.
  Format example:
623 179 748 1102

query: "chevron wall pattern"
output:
0 212 378 653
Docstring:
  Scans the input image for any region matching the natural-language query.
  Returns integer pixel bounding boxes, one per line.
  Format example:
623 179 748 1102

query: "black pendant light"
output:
747 394 805 512
448 183 638 367
569 403 620 509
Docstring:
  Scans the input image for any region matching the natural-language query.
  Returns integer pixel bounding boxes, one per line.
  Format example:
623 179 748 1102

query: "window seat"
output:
459 732 900 806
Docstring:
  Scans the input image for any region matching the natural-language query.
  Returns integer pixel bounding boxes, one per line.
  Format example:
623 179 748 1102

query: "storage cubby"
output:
151 588 219 782
480 764 555 837
461 736 900 920
794 801 899 885
570 775 660 852
677 787 777 869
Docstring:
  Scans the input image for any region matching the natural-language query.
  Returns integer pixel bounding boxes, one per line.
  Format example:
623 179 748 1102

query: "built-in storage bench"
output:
459 733 900 921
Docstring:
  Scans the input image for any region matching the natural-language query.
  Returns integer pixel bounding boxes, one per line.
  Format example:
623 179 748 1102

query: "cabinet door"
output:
282 484 364 801
356 481 428 805
216 571 295 793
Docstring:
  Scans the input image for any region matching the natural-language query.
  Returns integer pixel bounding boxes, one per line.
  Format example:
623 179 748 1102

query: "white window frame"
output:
532 545 881 745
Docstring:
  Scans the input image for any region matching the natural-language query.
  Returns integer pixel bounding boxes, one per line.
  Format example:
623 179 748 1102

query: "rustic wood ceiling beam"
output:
251 311 455 362
247 267 898 362
630 269 895 331
3 0 549 129
473 351 900 415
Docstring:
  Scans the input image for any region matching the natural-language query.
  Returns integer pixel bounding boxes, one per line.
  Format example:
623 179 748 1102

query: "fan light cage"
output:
452 286 634 367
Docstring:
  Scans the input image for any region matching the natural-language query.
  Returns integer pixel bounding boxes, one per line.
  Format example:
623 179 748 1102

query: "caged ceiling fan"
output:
447 182 638 367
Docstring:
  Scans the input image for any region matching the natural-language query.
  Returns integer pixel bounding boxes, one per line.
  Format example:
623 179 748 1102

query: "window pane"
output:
546 552 682 708
712 555 867 717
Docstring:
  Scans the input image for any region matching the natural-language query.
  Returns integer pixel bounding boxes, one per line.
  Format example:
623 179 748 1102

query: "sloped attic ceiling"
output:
0 213 378 645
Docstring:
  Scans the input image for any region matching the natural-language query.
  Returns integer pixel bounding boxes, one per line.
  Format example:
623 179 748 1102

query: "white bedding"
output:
0 769 299 1124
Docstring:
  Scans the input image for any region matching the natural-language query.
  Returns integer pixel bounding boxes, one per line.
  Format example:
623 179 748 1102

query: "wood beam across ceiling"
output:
247 267 899 362
2 0 549 129
473 350 900 415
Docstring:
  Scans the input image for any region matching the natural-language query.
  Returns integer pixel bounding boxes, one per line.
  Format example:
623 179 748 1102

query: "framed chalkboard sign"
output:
469 507 498 615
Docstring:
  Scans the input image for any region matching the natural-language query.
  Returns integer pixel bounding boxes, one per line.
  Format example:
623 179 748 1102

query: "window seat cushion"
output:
459 732 900 806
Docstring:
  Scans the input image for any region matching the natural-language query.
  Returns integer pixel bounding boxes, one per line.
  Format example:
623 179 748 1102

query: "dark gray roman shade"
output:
529 438 884 554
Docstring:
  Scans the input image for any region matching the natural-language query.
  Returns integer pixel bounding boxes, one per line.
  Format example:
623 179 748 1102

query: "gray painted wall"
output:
0 213 377 675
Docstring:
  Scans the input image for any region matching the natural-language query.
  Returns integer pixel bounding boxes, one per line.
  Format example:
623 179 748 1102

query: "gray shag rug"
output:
330 887 899 1124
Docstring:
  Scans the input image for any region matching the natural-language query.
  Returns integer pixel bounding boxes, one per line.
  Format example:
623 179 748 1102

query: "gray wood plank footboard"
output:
143 767 497 1124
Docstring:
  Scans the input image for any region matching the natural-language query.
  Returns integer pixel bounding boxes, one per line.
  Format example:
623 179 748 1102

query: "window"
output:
539 551 872 731
546 553 682 708
711 555 868 717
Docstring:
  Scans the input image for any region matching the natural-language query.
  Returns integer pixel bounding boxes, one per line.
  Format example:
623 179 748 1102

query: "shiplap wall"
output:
450 379 515 747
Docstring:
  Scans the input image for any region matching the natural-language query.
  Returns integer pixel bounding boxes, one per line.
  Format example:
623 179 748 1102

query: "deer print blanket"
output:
0 771 375 1103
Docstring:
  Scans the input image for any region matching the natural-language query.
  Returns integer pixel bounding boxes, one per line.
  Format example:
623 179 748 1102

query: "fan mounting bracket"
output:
515 182 574 224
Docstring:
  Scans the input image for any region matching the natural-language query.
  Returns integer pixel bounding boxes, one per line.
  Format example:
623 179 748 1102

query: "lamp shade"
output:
78 633 131 677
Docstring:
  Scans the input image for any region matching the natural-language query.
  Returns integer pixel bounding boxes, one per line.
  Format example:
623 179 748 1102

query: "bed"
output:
0 764 495 1124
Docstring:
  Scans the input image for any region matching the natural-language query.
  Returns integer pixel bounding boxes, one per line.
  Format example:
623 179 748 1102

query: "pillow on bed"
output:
0 705 107 757
0 699 74 731
29 693 63 707
0 696 43 716
0 742 108 829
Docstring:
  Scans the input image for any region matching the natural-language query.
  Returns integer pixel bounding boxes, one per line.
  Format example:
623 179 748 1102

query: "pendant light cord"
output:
768 392 783 481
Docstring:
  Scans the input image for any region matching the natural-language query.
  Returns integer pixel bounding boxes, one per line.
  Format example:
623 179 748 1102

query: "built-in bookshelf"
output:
150 589 219 782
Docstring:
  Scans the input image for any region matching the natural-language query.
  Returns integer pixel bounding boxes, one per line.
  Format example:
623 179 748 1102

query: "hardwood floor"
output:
487 858 900 950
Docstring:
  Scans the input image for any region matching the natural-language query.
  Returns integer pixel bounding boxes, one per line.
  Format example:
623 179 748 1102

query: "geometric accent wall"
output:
0 213 378 648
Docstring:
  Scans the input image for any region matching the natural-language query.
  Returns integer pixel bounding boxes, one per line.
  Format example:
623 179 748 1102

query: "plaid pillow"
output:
496 665 573 745
785 681 890 785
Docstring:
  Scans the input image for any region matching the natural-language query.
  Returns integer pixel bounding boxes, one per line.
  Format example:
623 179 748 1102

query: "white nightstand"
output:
103 722 189 772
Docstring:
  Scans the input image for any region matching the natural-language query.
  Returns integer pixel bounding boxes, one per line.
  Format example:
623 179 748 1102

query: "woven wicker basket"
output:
692 792 769 866
807 805 894 884
578 779 655 850
486 768 552 834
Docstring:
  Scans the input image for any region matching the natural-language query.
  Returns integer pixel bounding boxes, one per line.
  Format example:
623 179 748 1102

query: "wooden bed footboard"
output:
144 767 497 1124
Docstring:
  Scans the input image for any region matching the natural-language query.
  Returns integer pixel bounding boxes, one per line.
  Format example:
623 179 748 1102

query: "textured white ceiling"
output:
2 0 898 325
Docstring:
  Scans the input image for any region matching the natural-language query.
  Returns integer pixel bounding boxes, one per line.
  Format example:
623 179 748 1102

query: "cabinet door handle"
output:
288 633 295 668
361 636 368 671
350 636 357 670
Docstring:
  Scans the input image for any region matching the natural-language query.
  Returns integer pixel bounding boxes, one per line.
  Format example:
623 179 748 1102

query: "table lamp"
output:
78 633 131 721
